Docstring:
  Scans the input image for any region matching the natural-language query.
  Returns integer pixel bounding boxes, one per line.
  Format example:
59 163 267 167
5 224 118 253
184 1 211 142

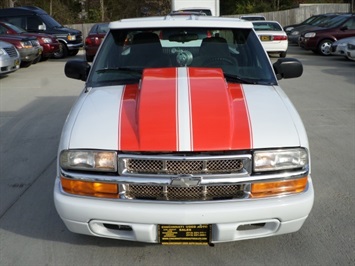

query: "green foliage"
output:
0 0 350 22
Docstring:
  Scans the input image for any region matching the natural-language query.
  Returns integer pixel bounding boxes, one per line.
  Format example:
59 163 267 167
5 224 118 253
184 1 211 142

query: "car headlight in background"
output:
253 148 308 172
291 31 299 35
304 32 316 38
41 37 52 43
347 43 355 50
60 150 117 172
285 27 294 32
67 34 76 41
20 41 32 49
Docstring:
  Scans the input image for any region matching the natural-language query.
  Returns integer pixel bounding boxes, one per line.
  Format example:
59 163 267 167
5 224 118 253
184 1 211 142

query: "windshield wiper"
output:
96 67 143 76
224 73 257 84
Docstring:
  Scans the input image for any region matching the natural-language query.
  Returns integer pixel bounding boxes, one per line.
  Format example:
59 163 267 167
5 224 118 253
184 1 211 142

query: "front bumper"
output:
18 47 42 62
299 37 317 50
54 176 314 244
42 43 61 57
67 42 83 51
0 56 20 74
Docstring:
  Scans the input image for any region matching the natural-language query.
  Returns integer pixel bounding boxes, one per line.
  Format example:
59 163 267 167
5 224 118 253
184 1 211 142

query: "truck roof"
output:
0 6 47 16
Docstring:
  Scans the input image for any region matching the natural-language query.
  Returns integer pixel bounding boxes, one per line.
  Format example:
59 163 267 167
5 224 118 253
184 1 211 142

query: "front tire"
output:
86 54 94 62
20 61 32 68
68 49 79 56
318 39 333 56
52 42 68 59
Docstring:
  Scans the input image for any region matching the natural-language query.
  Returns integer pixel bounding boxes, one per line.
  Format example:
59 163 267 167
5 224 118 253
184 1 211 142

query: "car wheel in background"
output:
318 39 333 56
53 42 68 59
20 61 32 68
85 54 94 62
68 49 79 56
40 56 50 62
32 55 41 64
280 51 287 57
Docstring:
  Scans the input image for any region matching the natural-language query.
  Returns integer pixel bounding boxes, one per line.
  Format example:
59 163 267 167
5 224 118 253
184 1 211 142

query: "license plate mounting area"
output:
159 224 211 245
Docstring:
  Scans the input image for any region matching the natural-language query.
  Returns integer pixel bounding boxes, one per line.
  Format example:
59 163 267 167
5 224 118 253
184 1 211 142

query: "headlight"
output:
347 43 355 50
291 31 299 35
304 32 316 38
41 37 52 43
285 27 294 32
60 150 117 172
67 35 76 41
254 148 308 172
20 41 32 49
0 49 4 56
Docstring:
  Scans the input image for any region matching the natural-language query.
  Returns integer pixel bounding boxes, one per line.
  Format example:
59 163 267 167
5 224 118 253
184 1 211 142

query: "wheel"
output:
20 61 32 68
40 55 50 62
32 55 41 64
317 39 333 56
280 51 287 58
85 54 94 62
68 49 79 56
203 57 235 66
52 42 68 59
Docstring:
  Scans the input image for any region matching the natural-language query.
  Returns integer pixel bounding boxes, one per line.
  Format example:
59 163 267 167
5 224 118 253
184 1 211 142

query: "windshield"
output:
88 27 277 87
39 14 63 28
3 22 25 33
321 15 350 28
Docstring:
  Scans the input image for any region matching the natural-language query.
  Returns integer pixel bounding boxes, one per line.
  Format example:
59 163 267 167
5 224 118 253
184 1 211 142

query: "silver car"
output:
0 40 20 75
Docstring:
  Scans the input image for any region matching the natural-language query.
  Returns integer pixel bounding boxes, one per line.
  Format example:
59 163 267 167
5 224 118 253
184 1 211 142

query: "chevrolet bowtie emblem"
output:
170 175 201 187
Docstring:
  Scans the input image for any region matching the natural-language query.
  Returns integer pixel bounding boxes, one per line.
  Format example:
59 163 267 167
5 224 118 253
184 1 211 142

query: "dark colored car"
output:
299 14 355 55
287 14 340 44
0 21 60 61
0 34 42 67
284 14 322 34
84 23 109 62
0 6 83 58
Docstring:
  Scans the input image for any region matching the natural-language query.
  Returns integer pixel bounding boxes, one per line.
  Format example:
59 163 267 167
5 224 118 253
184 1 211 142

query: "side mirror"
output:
65 59 91 81
340 26 348 31
273 58 303 80
38 24 46 31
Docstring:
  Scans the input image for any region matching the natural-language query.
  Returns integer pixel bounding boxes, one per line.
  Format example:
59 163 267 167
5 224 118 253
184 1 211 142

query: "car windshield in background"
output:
40 14 63 28
2 22 26 33
320 15 351 28
253 22 283 31
97 23 109 34
88 27 277 87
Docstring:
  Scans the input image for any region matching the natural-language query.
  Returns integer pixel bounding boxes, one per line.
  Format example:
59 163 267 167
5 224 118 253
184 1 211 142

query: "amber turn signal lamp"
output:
251 176 308 198
61 177 118 198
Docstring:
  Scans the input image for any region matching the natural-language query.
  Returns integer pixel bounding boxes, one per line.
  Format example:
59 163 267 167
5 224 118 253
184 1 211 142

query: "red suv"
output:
299 14 355 56
0 21 59 61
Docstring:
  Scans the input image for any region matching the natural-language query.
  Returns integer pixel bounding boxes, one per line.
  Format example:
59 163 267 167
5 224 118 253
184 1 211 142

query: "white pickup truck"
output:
54 13 314 245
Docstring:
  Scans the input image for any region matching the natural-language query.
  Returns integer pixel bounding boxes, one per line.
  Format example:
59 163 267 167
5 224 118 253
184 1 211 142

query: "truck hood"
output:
66 67 301 151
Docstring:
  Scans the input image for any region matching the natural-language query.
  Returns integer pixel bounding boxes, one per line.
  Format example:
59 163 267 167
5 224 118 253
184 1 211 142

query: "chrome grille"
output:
125 184 246 201
121 155 248 176
3 47 18 57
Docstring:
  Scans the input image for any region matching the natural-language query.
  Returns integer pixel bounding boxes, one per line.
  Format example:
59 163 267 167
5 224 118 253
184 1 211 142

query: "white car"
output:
241 15 266 21
253 20 288 57
344 37 355 61
55 14 314 245
330 37 355 59
0 40 20 75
